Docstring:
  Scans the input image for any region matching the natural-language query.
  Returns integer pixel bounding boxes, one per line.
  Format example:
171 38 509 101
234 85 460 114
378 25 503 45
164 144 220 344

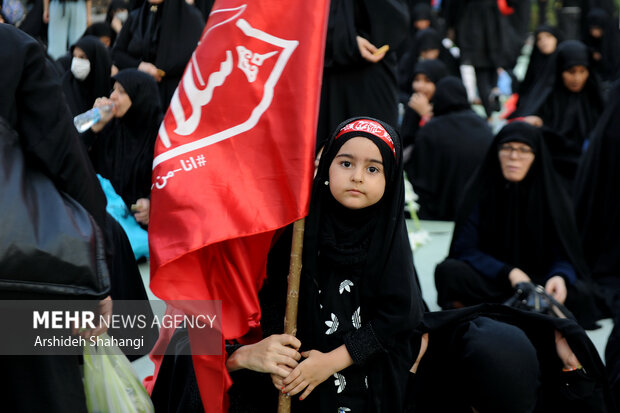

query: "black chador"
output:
411 77 492 221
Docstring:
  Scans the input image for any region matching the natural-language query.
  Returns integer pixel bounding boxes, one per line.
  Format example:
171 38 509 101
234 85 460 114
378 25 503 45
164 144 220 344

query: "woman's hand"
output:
91 97 115 133
356 36 386 63
408 93 432 117
555 330 581 370
545 276 567 304
508 267 531 287
138 62 163 82
132 198 150 225
226 334 301 377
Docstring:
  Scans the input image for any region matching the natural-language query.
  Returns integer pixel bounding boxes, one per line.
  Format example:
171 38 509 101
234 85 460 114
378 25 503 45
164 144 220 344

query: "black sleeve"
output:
112 14 142 69
13 31 108 231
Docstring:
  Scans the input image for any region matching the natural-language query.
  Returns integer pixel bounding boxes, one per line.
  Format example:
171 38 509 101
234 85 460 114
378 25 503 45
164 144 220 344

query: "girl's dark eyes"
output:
368 166 378 173
340 161 352 167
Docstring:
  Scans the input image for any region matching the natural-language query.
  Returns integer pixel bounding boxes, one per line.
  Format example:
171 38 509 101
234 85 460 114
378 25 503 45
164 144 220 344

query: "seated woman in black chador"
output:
574 81 620 401
510 40 604 189
89 69 163 226
397 27 460 103
410 76 492 221
399 59 448 158
584 8 620 88
435 121 601 328
62 35 112 117
517 24 562 103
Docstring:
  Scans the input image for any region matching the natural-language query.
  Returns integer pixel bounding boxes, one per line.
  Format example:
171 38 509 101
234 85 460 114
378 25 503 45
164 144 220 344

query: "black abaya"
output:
62 35 113 117
88 69 163 210
436 122 602 328
0 24 109 413
316 0 409 150
298 117 424 412
112 0 204 107
410 77 492 221
510 40 603 187
574 81 620 400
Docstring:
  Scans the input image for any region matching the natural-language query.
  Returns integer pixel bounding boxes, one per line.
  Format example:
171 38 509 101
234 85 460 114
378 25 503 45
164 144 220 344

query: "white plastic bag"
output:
83 334 154 413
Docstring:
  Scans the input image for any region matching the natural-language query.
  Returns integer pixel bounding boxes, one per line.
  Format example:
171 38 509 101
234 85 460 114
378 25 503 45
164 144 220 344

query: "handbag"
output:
504 282 575 319
0 117 109 298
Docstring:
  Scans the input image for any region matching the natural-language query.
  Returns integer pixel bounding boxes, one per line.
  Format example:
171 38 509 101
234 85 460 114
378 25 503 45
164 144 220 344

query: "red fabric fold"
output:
147 1 330 411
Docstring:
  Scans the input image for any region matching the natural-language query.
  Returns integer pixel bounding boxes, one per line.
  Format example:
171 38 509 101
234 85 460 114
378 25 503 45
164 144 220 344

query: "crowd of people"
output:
2 0 620 411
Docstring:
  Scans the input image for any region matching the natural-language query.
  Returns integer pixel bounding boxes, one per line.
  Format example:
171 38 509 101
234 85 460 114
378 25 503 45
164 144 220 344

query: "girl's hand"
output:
270 365 293 390
281 350 337 400
555 330 581 370
545 276 567 304
408 93 432 117
132 198 150 225
227 334 301 377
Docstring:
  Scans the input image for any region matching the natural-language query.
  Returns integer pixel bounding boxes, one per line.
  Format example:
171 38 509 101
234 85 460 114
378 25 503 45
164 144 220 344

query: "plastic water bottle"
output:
73 104 114 133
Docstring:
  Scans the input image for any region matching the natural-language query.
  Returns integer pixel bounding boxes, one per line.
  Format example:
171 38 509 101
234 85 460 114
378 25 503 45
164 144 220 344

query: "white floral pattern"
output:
339 280 354 294
352 307 361 329
325 313 339 335
334 373 347 393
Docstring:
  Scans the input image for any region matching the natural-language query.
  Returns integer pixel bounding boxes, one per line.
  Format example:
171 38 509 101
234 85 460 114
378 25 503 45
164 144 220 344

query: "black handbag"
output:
0 117 110 298
504 281 575 320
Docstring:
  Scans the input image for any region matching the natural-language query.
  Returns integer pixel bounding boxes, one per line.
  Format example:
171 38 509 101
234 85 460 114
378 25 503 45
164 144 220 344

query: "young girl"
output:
278 117 424 412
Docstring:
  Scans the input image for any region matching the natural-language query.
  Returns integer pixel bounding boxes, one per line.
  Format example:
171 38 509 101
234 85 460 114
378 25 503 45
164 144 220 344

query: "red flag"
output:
147 1 329 411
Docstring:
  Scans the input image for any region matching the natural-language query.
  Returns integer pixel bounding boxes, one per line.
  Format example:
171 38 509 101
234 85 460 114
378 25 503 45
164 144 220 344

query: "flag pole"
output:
277 217 306 413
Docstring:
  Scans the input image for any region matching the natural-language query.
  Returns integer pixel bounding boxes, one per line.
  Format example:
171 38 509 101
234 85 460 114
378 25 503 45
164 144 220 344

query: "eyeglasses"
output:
498 144 535 158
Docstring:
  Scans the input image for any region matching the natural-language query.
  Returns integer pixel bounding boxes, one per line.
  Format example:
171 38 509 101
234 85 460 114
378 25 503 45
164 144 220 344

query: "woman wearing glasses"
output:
434 121 601 329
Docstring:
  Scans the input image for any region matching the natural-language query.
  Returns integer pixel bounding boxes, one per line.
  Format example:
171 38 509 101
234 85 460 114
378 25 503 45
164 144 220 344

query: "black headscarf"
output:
61 36 112 117
106 0 129 24
574 81 620 278
89 69 162 208
432 76 470 117
399 38 451 99
299 117 423 411
113 0 204 105
519 25 562 98
450 122 590 285
399 59 448 149
412 76 492 220
84 22 114 44
510 41 603 184
585 8 620 82
412 58 448 85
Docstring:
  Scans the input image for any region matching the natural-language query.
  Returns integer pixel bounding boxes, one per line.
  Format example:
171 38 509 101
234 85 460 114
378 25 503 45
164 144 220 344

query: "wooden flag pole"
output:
277 218 306 413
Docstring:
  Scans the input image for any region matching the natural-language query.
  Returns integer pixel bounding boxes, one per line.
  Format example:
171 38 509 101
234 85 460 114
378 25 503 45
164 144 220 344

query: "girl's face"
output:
329 137 386 210
536 31 558 55
110 81 132 118
562 65 589 93
412 73 436 100
498 141 535 182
